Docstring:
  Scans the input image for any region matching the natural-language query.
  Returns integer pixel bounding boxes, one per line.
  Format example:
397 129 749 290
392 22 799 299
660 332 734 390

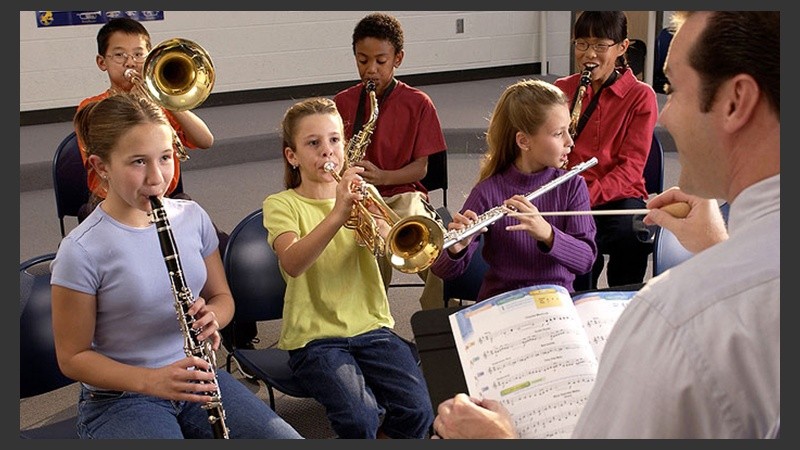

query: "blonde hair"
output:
280 97 342 189
479 79 568 182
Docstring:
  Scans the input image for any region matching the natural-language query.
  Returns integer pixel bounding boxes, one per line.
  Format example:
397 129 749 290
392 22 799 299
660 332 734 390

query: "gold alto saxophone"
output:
563 66 594 169
324 80 401 257
149 196 230 439
344 80 378 167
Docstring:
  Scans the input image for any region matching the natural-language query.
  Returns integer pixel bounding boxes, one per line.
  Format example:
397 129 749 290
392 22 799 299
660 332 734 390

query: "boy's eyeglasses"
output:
573 41 617 53
105 52 147 64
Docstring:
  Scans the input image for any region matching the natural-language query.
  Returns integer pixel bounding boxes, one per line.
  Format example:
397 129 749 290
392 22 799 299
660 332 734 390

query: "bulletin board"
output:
36 11 164 28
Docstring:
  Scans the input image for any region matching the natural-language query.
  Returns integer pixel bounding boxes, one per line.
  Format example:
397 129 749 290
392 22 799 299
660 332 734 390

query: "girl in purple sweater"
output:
431 79 597 300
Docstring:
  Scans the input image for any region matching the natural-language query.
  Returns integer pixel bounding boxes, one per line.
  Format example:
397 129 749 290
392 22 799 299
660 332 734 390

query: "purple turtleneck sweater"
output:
431 165 597 300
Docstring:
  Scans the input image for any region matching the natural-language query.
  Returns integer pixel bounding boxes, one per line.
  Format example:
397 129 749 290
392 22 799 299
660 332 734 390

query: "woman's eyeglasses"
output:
573 41 617 53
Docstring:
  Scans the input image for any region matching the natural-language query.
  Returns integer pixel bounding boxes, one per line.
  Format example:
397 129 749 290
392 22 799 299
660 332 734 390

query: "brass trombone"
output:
125 37 215 160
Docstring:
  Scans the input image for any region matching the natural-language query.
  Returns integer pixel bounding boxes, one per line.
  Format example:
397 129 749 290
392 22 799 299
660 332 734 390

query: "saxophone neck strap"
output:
353 78 397 135
573 70 619 140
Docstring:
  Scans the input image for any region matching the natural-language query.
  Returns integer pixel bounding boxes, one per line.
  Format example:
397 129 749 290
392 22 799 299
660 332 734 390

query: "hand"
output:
644 187 728 253
144 356 218 404
433 393 518 439
446 210 485 255
353 160 384 185
187 296 222 350
333 166 366 221
504 195 554 245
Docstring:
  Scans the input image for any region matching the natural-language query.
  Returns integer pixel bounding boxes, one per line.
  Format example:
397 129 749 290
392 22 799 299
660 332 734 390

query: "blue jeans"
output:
77 369 302 439
288 328 433 438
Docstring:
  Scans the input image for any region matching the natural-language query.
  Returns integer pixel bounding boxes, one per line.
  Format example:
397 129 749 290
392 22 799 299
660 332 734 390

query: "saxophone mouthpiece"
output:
323 161 337 172
579 65 596 83
365 80 376 91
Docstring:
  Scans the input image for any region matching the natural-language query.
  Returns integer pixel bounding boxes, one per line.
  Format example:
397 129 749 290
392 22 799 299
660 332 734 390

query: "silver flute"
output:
442 157 598 250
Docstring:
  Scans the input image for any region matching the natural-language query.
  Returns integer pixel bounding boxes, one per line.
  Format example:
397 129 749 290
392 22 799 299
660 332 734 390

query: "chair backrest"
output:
627 39 647 80
52 132 90 238
20 253 75 398
651 226 693 277
652 201 730 277
223 209 286 323
653 28 673 94
644 132 664 195
420 150 448 208
442 236 489 306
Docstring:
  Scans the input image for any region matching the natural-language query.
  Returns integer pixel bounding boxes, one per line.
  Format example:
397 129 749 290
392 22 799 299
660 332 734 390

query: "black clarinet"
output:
149 196 230 439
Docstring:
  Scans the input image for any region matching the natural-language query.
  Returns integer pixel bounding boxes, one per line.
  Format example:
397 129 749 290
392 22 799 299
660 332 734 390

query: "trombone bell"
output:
142 38 215 112
386 216 444 274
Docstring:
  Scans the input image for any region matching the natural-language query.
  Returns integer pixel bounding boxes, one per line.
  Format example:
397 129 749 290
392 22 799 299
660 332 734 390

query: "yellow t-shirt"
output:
263 189 394 350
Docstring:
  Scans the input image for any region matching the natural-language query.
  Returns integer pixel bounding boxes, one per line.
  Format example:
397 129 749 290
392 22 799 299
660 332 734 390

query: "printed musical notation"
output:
572 291 635 359
449 284 636 438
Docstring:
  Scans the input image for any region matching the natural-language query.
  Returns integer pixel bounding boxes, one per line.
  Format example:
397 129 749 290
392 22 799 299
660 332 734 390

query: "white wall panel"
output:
20 10 571 111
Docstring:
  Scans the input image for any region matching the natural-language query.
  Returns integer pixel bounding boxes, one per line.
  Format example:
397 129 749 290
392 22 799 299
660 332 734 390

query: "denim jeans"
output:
288 328 433 438
77 369 302 439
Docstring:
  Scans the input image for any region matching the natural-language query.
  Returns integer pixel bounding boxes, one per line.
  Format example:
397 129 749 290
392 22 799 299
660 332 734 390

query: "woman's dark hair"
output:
574 11 629 69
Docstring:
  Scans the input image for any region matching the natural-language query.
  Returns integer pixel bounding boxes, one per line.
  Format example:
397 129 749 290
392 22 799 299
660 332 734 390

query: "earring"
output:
292 164 298 170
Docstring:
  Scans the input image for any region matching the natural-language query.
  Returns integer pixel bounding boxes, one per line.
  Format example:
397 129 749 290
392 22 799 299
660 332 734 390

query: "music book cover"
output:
448 284 635 439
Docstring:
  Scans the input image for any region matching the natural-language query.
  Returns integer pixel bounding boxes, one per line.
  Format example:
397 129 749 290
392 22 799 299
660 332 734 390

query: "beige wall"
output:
625 11 650 42
20 11 573 112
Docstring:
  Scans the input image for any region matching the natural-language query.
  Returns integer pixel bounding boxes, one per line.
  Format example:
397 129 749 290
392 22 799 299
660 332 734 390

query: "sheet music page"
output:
572 290 636 361
449 284 598 439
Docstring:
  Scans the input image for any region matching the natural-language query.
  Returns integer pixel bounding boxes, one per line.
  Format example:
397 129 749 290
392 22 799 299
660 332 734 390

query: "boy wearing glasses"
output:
554 11 658 292
76 17 214 209
74 18 248 350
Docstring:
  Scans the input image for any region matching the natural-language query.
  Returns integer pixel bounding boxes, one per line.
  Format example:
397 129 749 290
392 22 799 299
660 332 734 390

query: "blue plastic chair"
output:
51 132 89 238
20 253 78 438
222 209 312 410
652 202 730 276
644 132 664 195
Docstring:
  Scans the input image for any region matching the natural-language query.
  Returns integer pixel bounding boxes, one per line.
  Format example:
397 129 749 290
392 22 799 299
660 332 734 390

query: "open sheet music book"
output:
449 284 636 439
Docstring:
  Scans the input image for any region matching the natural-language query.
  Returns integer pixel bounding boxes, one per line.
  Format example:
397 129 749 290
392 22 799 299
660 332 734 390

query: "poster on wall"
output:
36 11 164 28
